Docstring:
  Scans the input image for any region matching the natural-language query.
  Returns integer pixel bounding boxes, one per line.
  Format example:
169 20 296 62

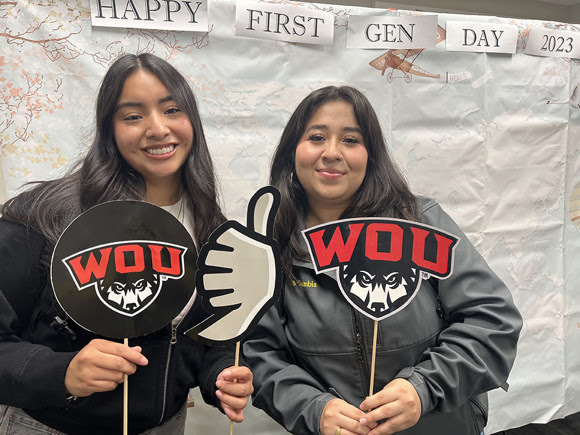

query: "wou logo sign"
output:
303 218 458 321
63 241 187 317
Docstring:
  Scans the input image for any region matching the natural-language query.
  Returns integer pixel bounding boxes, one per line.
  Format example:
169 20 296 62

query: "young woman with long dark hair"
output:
0 53 253 434
244 86 522 435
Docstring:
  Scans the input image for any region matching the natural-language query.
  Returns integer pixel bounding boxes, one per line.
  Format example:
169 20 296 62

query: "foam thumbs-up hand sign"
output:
186 186 282 345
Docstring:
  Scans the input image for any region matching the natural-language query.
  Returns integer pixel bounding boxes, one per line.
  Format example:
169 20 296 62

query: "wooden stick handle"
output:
123 337 128 435
229 341 241 435
369 321 378 396
234 340 240 367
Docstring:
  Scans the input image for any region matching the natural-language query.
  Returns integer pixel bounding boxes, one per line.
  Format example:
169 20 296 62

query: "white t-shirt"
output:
161 197 197 325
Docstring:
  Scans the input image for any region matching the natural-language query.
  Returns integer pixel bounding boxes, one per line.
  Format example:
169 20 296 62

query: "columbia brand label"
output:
292 279 318 288
303 218 459 321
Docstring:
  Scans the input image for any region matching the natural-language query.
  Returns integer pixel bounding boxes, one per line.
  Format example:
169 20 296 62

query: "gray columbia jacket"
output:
243 198 523 435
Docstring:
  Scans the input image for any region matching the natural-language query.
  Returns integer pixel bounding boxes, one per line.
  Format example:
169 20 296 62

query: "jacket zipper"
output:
158 322 179 424
354 312 370 395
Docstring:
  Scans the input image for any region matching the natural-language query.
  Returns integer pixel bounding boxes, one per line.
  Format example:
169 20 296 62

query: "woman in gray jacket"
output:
243 85 522 435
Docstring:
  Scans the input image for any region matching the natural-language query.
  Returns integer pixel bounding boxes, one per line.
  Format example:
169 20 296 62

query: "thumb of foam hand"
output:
193 186 281 343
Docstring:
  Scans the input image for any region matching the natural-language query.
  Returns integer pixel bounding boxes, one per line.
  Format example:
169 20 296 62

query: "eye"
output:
122 114 142 121
308 134 325 142
165 107 182 115
343 136 361 145
113 282 126 292
134 279 145 290
356 271 375 288
385 273 402 288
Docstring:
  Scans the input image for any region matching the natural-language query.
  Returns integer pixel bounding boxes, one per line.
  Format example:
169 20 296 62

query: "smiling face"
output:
295 100 368 222
113 69 193 202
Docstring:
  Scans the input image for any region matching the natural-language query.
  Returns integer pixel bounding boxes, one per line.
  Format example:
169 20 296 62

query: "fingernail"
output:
140 356 148 365
360 418 368 425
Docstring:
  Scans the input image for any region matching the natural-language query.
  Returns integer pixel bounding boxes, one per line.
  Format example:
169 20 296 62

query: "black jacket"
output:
0 217 235 434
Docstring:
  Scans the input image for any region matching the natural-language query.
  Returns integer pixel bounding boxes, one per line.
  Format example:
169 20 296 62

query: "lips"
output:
145 144 176 156
317 167 345 177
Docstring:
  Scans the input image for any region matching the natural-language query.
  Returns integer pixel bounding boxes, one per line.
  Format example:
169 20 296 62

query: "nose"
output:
321 138 342 161
146 112 170 139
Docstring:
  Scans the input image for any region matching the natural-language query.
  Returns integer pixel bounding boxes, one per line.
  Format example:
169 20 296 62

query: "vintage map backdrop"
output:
2 0 580 433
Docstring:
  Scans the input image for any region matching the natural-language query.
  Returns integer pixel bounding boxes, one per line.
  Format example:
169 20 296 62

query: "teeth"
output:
146 145 175 155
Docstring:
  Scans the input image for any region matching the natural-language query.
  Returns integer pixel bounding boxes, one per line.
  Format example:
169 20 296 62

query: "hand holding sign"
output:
215 365 254 422
188 186 282 344
65 339 149 398
358 378 421 433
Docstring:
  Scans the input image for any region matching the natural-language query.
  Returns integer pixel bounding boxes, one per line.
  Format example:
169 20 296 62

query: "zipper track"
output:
158 323 178 424
354 310 370 394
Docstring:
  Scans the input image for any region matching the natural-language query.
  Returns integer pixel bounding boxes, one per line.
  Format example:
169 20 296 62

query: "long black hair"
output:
269 85 419 277
2 53 225 246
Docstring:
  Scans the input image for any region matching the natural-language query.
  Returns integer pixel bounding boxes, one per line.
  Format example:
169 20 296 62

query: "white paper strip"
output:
235 0 334 45
525 26 580 58
347 14 438 49
89 0 209 32
446 21 517 53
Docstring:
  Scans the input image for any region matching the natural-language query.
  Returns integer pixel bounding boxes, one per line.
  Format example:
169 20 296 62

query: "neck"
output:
145 177 183 206
305 203 347 228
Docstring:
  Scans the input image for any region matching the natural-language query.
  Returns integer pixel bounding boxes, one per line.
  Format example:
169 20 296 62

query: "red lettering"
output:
149 245 183 276
366 223 403 262
308 223 364 267
67 247 112 285
411 227 454 275
115 244 145 273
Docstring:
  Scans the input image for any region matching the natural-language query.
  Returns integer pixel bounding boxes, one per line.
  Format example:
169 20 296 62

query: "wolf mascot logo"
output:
303 219 458 321
63 241 187 317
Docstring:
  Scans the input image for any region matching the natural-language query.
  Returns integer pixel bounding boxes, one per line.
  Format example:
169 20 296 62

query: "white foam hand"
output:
187 186 281 344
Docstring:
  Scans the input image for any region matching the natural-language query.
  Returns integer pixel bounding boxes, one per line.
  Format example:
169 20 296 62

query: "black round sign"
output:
51 200 197 339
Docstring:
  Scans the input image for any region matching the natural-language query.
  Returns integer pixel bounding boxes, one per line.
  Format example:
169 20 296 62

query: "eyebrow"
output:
305 124 363 134
115 95 174 111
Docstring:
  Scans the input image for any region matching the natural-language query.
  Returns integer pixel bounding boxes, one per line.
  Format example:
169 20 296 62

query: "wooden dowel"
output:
123 337 128 435
229 341 241 435
369 321 378 396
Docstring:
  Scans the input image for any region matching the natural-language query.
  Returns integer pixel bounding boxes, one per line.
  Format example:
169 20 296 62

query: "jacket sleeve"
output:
243 304 335 434
187 297 244 411
0 218 77 409
396 201 523 415
197 341 237 410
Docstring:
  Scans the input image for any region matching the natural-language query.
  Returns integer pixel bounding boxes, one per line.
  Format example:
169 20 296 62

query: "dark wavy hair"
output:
2 53 225 246
270 85 419 277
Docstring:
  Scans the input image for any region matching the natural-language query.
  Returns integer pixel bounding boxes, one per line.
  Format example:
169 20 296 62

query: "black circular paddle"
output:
51 200 196 339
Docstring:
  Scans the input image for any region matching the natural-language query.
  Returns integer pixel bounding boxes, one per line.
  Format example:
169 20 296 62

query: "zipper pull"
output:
356 332 365 364
170 325 178 345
